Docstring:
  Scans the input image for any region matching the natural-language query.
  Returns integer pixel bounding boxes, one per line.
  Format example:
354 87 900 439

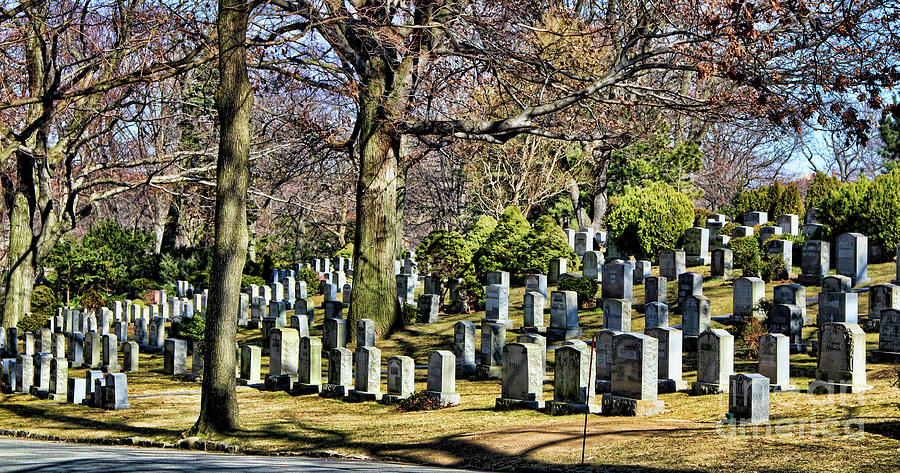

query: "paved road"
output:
0 438 479 472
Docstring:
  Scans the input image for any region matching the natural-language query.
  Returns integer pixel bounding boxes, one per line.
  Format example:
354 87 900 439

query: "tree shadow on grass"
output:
239 418 717 473
0 403 182 438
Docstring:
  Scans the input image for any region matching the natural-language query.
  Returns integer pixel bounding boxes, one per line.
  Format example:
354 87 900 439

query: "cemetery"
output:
1 1 899 471
0 212 899 471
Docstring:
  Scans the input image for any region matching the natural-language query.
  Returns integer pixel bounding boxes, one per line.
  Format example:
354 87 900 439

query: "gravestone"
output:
548 290 581 341
677 272 703 307
164 339 188 375
728 374 769 424
295 336 323 394
765 238 793 279
818 292 858 326
484 284 512 329
47 357 67 400
582 251 602 280
15 354 33 394
424 274 442 298
632 260 651 285
684 227 710 265
644 302 669 330
346 346 382 402
682 294 711 342
774 283 808 324
486 271 510 288
83 332 101 369
238 345 262 385
548 258 567 285
644 276 667 305
356 319 375 347
759 225 782 243
711 248 734 279
517 334 547 379
574 231 593 258
594 329 620 394
733 277 765 321
809 323 871 393
102 334 119 373
342 284 352 306
123 342 139 372
659 249 686 280
51 333 65 359
836 233 869 286
101 373 130 410
645 326 687 392
67 332 84 368
22 332 34 356
31 352 52 397
67 377 85 405
267 328 299 382
494 343 544 410
418 294 440 323
524 274 548 298
743 211 767 227
381 355 415 404
523 291 546 333
37 328 51 353
453 321 476 378
872 309 900 363
759 334 794 391
323 301 342 320
320 347 352 398
777 214 800 236
290 314 310 338
868 283 900 320
769 304 806 353
692 329 734 395
602 333 664 416
323 317 347 352
396 274 415 305
731 226 754 239
149 316 166 350
602 298 632 332
425 350 460 406
602 261 633 301
547 343 599 415
823 274 852 293
476 322 506 379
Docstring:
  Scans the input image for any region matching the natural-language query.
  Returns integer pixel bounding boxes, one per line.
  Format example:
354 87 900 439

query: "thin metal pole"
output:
582 333 598 466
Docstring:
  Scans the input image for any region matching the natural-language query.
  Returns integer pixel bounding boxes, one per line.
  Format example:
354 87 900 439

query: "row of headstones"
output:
256 327 460 406
0 352 130 410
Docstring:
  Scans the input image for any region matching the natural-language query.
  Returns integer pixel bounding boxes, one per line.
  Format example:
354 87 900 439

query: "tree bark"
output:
190 0 251 435
348 78 402 336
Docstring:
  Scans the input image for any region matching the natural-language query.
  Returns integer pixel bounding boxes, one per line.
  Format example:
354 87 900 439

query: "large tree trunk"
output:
190 0 251 435
2 167 35 328
349 85 402 336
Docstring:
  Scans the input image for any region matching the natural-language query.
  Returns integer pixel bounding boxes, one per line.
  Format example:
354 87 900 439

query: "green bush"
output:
728 236 761 276
400 303 418 326
171 314 206 352
720 222 739 237
416 230 472 281
129 278 161 298
465 215 497 253
17 311 49 334
241 274 266 287
82 286 106 309
557 276 598 307
334 243 354 259
759 253 786 283
457 273 485 311
805 171 843 210
297 266 321 295
473 206 531 277
30 285 57 316
726 316 768 360
604 182 694 258
514 215 579 275
693 207 711 227
817 169 900 251
729 181 805 221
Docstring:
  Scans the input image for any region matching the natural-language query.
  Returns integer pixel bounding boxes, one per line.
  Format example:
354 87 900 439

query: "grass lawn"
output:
0 262 899 472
